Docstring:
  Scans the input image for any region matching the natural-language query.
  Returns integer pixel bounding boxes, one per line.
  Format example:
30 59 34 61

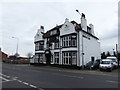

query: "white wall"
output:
79 31 101 66
60 19 76 36
34 27 44 42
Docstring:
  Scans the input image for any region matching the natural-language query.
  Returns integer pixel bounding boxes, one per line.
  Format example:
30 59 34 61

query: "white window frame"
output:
54 52 59 64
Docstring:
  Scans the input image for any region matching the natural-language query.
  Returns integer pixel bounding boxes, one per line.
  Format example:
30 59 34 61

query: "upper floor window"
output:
35 43 39 51
35 41 44 51
50 30 57 35
61 34 77 47
54 42 59 49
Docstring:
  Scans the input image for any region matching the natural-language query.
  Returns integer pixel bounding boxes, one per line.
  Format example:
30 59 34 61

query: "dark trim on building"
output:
60 33 77 37
81 30 99 40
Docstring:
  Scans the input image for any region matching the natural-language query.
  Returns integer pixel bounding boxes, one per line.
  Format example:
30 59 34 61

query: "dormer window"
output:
50 30 57 35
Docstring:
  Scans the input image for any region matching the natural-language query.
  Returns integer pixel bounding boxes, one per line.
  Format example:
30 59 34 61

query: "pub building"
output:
33 13 101 68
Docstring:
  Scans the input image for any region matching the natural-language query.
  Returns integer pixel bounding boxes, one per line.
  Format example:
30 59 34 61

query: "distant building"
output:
32 13 101 67
7 55 29 64
0 48 8 60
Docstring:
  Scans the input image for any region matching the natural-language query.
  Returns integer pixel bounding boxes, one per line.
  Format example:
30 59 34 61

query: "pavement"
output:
30 64 119 77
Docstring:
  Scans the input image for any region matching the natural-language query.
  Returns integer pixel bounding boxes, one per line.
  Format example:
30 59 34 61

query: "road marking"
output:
0 76 10 81
22 82 29 85
0 73 10 78
17 79 42 89
0 73 43 89
106 80 119 84
17 80 22 83
29 84 37 88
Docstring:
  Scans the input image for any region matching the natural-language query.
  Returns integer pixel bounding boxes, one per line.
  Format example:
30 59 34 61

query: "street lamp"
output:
12 36 19 57
76 9 84 69
76 10 82 16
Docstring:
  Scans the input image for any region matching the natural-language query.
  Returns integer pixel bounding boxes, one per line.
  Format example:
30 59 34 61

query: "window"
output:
35 54 39 63
54 42 59 49
35 43 39 51
46 44 49 49
72 52 77 65
62 52 77 65
69 36 71 46
63 37 65 47
50 30 57 35
39 54 43 63
39 42 44 50
71 35 77 46
66 36 68 47
35 41 44 51
35 53 43 63
71 39 77 46
62 34 77 47
54 52 59 64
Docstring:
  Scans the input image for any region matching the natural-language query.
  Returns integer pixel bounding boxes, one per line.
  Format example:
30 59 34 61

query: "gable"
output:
60 19 76 36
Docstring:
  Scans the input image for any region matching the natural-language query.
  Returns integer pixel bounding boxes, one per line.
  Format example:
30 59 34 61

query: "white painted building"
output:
32 13 101 67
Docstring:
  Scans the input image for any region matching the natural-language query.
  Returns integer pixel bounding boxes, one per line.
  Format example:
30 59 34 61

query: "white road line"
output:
0 73 10 78
17 79 39 89
0 73 41 89
0 76 10 81
22 82 29 85
106 80 119 84
17 80 22 83
29 84 37 88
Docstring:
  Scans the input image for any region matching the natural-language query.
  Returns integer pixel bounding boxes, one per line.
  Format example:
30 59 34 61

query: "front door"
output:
45 50 51 65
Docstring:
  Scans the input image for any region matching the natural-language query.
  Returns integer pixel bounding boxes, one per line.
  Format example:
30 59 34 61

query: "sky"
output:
0 0 119 57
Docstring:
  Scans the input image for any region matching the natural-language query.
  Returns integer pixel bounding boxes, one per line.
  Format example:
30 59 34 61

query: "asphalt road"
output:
1 63 120 89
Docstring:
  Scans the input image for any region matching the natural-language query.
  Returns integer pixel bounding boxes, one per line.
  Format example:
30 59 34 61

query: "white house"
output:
32 13 101 68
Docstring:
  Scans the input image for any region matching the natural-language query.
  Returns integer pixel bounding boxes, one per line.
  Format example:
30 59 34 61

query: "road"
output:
1 63 120 89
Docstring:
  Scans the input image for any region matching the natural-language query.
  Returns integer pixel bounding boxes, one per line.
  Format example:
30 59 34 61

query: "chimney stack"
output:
81 13 87 32
89 24 95 35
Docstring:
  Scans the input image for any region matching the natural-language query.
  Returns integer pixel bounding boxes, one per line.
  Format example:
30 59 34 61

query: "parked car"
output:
99 59 114 72
91 59 101 69
85 61 94 69
85 59 101 70
107 56 118 68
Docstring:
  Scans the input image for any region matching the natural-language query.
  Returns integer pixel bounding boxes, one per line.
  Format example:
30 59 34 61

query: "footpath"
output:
31 65 119 77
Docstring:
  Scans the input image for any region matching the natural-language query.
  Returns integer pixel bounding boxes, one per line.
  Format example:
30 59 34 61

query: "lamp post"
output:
76 9 84 69
12 36 19 57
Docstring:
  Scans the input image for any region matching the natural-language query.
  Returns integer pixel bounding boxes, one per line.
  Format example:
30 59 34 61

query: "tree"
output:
101 52 106 59
118 53 120 61
113 51 116 57
106 51 111 57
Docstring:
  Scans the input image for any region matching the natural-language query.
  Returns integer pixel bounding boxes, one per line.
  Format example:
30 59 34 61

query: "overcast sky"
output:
0 0 119 57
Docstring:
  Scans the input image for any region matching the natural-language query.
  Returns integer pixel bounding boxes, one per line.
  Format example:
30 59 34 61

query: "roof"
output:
43 25 62 38
101 59 113 61
42 20 99 40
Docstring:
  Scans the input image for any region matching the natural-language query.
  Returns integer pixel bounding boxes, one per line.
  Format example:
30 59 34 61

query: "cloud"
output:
0 1 118 56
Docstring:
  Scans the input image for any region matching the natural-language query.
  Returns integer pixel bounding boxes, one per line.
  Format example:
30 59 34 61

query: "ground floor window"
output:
39 54 43 63
62 52 77 65
72 52 77 65
35 53 43 63
35 54 39 63
54 52 59 64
